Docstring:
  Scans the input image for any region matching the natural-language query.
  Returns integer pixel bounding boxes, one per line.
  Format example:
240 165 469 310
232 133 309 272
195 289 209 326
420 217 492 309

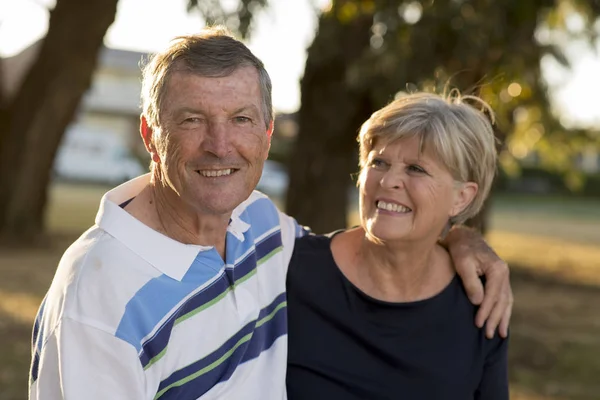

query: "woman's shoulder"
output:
295 230 345 251
290 230 347 273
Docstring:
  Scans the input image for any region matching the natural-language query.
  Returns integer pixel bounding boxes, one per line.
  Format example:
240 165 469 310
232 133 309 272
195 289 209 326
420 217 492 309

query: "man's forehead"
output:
163 68 262 106
168 66 260 86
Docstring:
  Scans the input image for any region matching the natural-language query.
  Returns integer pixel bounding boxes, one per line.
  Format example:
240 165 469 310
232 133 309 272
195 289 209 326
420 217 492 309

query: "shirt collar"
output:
95 174 251 281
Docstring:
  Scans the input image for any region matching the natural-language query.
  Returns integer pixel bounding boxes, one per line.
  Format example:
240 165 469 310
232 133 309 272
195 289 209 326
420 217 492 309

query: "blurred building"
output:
576 146 600 174
2 42 301 161
2 41 146 145
1 42 148 184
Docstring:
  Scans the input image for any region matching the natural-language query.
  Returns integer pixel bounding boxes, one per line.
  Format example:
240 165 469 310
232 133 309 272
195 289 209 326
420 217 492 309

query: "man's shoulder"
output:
59 226 111 275
64 224 157 290
238 191 291 230
61 225 147 273
239 190 278 211
48 225 157 330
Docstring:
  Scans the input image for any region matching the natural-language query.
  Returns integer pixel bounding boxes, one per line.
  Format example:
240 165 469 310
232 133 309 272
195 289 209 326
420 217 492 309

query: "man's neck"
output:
124 182 230 259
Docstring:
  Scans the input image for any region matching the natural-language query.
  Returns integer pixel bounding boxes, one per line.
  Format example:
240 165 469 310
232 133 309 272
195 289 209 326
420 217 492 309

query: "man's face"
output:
151 66 272 216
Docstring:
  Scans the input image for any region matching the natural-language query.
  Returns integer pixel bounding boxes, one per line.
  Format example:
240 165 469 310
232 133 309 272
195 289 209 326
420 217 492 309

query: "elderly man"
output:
29 27 511 399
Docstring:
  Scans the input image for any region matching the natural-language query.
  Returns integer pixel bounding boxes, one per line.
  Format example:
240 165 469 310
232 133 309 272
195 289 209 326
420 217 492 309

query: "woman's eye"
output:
407 164 426 174
369 158 387 169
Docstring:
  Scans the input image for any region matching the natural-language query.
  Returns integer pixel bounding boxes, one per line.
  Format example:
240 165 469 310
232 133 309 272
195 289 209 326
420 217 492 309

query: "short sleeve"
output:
30 317 147 400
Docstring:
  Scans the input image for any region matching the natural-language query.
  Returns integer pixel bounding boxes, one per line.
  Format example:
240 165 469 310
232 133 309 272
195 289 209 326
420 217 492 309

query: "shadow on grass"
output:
2 236 600 400
0 310 33 400
509 267 600 399
0 234 78 400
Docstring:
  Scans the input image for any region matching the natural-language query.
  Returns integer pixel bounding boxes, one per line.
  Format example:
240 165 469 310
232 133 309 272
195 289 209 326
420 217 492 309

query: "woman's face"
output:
359 135 477 244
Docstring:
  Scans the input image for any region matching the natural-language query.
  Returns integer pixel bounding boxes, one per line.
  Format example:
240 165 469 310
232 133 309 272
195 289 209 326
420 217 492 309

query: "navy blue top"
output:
286 233 509 400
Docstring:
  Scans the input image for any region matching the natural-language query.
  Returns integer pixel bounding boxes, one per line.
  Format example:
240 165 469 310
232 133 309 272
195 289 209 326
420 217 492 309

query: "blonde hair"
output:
140 25 273 131
358 92 498 224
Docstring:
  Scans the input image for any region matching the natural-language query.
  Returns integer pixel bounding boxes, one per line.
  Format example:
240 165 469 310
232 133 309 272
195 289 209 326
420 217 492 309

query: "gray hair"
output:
358 92 498 224
140 25 273 131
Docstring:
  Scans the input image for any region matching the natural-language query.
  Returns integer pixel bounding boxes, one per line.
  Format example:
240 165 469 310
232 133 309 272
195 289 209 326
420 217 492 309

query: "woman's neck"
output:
333 228 455 303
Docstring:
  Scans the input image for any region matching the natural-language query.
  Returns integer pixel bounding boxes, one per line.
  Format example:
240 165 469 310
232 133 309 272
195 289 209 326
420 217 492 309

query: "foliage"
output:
287 0 600 232
187 0 269 38
335 0 599 167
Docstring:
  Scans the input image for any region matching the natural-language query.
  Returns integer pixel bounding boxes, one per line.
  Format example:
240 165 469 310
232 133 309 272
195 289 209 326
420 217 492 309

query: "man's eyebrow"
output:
232 105 260 115
173 107 204 115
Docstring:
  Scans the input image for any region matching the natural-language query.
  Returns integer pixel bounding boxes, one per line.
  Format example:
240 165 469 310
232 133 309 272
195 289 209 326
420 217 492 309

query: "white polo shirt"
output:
29 174 305 400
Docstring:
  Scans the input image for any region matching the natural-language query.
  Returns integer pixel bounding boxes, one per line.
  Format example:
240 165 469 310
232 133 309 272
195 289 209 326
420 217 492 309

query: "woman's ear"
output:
450 182 478 218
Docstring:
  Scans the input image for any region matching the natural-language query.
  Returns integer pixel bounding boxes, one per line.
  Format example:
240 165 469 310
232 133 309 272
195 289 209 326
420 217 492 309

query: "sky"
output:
0 0 599 127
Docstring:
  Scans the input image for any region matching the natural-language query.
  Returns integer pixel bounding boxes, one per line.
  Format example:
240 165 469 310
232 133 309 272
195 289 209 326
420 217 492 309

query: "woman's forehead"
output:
371 136 429 156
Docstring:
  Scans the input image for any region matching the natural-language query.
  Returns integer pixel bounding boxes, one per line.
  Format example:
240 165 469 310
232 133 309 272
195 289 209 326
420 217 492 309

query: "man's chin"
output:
195 193 251 215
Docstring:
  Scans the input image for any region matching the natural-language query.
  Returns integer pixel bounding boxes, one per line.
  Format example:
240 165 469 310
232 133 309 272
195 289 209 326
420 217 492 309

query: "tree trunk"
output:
464 120 510 234
0 61 7 166
0 0 119 240
464 196 491 233
285 12 373 234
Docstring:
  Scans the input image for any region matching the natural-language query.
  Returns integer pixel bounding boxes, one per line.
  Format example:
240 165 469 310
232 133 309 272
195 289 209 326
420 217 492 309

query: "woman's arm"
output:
475 334 510 400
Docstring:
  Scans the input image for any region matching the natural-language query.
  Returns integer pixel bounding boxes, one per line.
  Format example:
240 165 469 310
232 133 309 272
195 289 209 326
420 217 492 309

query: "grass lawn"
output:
0 184 599 399
489 194 600 246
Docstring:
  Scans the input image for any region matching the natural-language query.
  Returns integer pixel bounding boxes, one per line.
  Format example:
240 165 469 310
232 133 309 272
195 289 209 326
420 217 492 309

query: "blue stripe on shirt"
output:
138 271 230 368
117 196 283 364
231 230 282 279
30 295 48 382
155 292 288 400
236 197 281 243
115 249 223 351
139 230 283 369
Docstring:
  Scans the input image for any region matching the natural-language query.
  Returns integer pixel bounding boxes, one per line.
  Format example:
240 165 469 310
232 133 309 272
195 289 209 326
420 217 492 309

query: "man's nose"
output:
202 122 231 158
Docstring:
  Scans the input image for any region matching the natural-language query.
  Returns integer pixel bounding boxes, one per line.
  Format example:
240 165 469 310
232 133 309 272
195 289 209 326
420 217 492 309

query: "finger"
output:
457 261 484 305
475 263 508 327
498 287 514 338
484 289 509 339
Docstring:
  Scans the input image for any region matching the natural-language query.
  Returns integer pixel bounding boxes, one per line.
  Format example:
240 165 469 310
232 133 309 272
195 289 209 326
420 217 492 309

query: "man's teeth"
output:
199 169 233 177
377 201 411 213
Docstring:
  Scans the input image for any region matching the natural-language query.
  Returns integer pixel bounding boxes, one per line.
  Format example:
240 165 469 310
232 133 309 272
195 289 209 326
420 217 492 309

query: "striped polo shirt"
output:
29 174 305 400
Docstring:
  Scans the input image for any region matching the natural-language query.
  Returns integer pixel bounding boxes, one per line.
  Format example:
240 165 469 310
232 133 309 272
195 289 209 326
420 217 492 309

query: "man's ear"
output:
267 120 274 139
264 120 274 160
141 116 160 162
450 182 478 218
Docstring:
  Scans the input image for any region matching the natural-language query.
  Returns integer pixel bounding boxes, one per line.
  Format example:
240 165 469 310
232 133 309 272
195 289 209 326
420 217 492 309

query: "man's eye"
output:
182 117 202 124
234 116 251 124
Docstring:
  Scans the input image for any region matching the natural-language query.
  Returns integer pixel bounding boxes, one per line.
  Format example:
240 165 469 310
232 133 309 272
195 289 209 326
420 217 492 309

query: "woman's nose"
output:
380 169 405 190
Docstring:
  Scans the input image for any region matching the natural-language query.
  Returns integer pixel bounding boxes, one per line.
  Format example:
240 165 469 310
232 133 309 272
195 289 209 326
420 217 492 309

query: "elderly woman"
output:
286 92 507 399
